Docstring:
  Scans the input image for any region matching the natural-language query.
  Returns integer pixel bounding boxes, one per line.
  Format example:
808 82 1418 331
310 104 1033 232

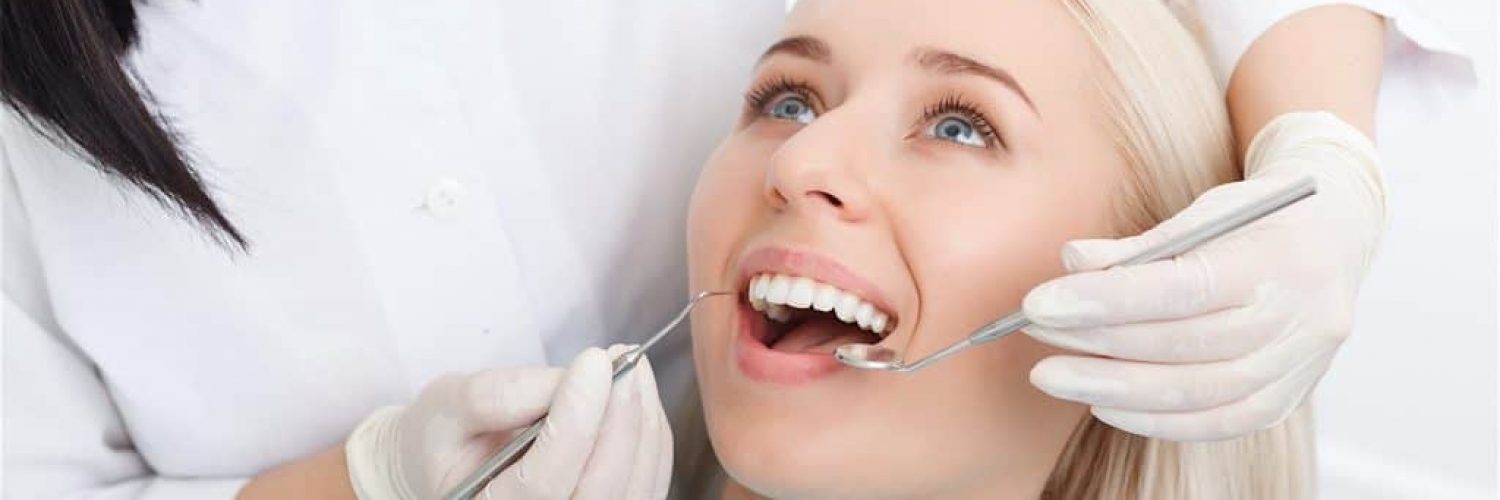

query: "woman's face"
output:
687 0 1124 496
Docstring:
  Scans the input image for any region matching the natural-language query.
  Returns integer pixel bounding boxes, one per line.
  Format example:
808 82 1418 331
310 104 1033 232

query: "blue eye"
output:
927 115 986 147
765 93 817 124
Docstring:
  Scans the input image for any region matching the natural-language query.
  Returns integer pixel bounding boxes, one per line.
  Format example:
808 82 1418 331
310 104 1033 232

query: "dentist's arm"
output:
1022 5 1386 441
237 447 353 499
1226 5 1382 152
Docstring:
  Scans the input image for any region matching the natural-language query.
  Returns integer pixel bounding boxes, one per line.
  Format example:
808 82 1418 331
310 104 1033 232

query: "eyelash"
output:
741 77 1005 150
743 75 818 117
919 94 1003 149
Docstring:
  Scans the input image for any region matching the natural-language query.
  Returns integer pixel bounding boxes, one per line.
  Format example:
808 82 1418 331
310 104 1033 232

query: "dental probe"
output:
836 176 1318 373
444 290 733 500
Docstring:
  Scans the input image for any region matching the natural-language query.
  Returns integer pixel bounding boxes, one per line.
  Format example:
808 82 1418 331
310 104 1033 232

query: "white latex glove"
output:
345 345 674 499
1022 112 1384 442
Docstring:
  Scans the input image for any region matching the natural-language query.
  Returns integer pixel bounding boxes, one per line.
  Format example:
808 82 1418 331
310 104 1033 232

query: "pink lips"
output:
730 246 897 385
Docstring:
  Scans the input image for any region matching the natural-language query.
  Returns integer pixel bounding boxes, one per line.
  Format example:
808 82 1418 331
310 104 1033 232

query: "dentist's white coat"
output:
2 0 1473 498
5 2 783 497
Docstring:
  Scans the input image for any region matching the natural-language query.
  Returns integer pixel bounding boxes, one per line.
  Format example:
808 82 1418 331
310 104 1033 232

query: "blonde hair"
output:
1068 0 1237 234
1041 1 1316 499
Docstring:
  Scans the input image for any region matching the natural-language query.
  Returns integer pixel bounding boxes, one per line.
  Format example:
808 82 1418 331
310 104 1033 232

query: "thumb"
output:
460 366 566 435
487 347 614 497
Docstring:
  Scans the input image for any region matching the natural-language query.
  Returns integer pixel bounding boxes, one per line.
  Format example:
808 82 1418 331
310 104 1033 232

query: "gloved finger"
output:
624 360 664 499
628 356 674 499
1029 324 1336 412
1023 293 1290 363
1090 354 1333 441
1058 178 1293 274
486 347 613 499
459 367 565 435
1025 251 1251 328
650 365 674 498
653 406 674 499
1026 180 1297 330
573 345 645 500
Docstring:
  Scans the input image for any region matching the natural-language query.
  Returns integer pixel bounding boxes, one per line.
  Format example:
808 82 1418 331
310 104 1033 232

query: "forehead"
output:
786 0 1084 47
781 0 1102 111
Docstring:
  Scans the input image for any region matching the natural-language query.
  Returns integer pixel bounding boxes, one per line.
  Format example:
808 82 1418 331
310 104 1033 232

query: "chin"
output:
709 422 870 499
702 397 943 499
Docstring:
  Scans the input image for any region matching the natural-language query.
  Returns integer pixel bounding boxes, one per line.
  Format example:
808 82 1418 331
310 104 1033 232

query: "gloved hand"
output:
1022 111 1384 442
344 345 674 499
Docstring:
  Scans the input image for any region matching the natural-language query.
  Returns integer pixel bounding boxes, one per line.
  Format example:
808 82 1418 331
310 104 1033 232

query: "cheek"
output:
687 139 766 288
893 151 1120 339
686 136 772 395
876 161 1113 471
898 166 1115 327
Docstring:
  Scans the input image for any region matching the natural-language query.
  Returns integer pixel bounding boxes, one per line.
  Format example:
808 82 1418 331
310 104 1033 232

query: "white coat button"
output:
422 178 465 217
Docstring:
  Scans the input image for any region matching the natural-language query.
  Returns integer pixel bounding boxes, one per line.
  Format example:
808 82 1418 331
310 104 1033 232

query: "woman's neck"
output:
719 470 1051 500
721 480 764 500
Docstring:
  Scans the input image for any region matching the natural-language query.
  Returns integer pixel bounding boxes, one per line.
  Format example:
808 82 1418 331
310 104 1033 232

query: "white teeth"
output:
745 272 896 336
834 293 860 323
767 304 791 323
744 273 894 334
750 276 768 311
855 303 874 329
812 285 839 312
786 278 816 308
765 276 791 304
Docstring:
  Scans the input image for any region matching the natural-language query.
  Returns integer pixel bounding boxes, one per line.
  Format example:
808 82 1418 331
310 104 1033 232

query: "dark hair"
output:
1 0 246 248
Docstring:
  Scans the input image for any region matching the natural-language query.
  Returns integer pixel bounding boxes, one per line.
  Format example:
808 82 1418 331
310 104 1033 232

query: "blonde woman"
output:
683 0 1383 497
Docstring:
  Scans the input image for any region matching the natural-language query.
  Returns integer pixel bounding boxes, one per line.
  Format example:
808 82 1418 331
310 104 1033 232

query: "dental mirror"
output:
837 176 1318 373
832 342 903 370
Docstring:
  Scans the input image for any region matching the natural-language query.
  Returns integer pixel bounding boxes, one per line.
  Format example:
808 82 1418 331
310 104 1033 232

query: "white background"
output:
0 2 1490 497
1314 1 1496 498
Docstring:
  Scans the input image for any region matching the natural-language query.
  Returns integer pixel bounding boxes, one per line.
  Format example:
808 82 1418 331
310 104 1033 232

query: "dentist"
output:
2 1 781 498
1023 1 1476 441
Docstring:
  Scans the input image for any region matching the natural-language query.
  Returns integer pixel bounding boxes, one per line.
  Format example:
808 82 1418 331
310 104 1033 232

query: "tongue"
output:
769 316 879 354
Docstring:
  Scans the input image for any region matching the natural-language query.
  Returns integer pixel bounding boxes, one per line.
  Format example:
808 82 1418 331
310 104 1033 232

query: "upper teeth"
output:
747 273 892 336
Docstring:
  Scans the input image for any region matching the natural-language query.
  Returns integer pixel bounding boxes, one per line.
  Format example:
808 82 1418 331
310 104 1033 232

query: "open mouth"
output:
744 273 898 354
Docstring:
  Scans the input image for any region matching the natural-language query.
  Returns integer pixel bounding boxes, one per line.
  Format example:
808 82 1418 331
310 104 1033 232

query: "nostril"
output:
811 190 843 208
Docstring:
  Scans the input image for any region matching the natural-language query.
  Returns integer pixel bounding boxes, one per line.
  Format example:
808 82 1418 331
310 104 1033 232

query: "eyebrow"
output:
757 36 831 64
756 37 1037 115
913 48 1037 114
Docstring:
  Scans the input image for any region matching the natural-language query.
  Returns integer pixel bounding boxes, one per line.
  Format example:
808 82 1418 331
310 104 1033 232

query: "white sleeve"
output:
1192 0 1476 91
3 132 248 499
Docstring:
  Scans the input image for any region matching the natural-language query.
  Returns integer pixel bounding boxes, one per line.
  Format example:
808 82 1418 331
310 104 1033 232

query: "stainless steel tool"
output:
444 290 732 500
836 176 1318 373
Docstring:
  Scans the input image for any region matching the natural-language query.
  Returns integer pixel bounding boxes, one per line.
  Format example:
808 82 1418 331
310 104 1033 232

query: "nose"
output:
762 115 873 222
